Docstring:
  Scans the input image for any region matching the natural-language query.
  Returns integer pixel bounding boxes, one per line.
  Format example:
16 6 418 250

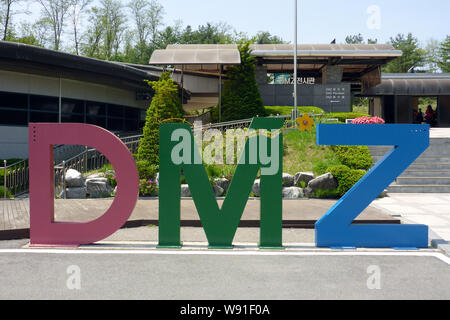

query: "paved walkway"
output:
430 128 450 138
0 198 398 240
372 194 450 242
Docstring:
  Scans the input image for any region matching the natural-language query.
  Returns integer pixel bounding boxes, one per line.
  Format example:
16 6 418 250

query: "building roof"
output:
0 41 157 90
363 73 450 96
149 43 402 81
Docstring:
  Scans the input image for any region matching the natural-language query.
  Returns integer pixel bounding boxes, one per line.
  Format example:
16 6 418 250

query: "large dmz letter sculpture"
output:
29 123 139 246
28 121 429 248
158 118 284 249
315 124 429 248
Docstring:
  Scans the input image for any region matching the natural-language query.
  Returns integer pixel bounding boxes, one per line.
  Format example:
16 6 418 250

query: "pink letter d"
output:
29 123 139 246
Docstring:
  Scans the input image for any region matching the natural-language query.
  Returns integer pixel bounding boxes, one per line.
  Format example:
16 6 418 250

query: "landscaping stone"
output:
305 173 338 197
155 172 160 187
282 173 295 187
252 179 261 197
282 187 304 199
214 178 230 193
86 178 112 198
294 172 315 187
65 187 87 199
213 184 225 197
181 184 191 197
65 169 84 188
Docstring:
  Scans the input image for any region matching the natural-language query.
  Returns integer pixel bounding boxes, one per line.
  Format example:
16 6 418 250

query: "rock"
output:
86 178 112 198
282 173 295 187
181 184 191 197
155 172 160 187
305 173 338 197
252 179 261 197
294 172 315 187
86 174 102 180
214 178 230 193
282 187 304 199
213 184 225 197
65 187 87 199
65 169 84 187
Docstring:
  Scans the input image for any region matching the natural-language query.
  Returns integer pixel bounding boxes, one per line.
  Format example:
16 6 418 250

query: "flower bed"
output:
352 116 385 124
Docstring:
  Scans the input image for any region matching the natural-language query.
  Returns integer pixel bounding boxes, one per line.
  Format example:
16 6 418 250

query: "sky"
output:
15 0 450 45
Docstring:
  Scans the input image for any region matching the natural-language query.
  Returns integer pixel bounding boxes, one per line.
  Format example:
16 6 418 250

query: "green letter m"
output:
158 118 284 249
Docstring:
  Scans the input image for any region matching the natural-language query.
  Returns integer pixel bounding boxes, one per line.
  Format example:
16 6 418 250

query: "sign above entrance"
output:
274 74 316 85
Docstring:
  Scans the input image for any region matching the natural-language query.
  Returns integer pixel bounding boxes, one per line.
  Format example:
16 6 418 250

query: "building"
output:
0 41 159 158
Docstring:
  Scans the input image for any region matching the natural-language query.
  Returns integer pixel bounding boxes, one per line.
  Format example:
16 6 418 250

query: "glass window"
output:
108 104 124 118
124 119 138 131
61 114 84 123
61 99 84 114
124 107 140 119
86 116 106 128
108 118 124 131
0 92 28 110
0 109 28 125
30 95 58 112
30 112 58 123
86 102 106 116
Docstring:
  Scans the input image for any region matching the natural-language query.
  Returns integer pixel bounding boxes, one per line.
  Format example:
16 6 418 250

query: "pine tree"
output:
220 43 267 122
438 36 450 73
138 73 183 165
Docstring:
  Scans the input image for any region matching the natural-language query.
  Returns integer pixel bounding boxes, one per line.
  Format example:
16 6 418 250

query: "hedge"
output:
326 112 371 123
265 106 325 116
328 165 366 197
331 145 373 170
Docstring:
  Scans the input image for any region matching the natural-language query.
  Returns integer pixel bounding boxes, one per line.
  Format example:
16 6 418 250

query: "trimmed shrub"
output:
265 106 324 116
136 161 159 179
331 145 373 170
0 186 13 199
219 43 267 122
328 165 366 196
326 112 371 123
137 73 184 165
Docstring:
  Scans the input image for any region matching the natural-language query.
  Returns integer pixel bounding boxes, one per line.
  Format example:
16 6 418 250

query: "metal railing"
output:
1 159 29 199
54 135 143 198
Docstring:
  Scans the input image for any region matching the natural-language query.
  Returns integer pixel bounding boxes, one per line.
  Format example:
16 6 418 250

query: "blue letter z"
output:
315 124 429 248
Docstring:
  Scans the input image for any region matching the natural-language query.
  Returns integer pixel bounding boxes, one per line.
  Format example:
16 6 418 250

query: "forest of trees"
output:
0 0 448 72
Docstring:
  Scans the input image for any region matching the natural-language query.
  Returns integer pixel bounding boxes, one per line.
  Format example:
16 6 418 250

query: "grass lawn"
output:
283 128 341 176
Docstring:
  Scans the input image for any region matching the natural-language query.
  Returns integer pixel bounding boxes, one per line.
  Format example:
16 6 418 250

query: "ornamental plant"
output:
139 179 158 197
219 43 267 121
352 116 385 124
138 71 184 166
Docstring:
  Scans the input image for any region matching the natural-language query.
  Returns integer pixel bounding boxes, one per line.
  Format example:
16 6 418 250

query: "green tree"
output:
138 72 184 165
438 36 450 73
384 33 426 73
345 33 364 44
252 31 284 44
220 43 267 122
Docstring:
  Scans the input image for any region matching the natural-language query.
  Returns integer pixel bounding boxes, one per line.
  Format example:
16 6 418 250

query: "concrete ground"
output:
0 244 448 300
372 194 450 254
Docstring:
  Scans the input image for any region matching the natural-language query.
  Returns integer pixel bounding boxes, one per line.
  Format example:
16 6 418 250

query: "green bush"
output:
328 165 366 196
137 72 184 165
331 145 373 170
265 106 324 116
310 188 341 199
136 161 159 179
326 112 371 123
0 186 13 199
219 43 267 122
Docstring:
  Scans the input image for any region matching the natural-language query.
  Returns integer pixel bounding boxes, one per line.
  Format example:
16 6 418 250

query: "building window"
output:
86 101 106 117
30 95 58 112
0 109 28 125
61 98 84 114
30 111 58 123
0 92 28 110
